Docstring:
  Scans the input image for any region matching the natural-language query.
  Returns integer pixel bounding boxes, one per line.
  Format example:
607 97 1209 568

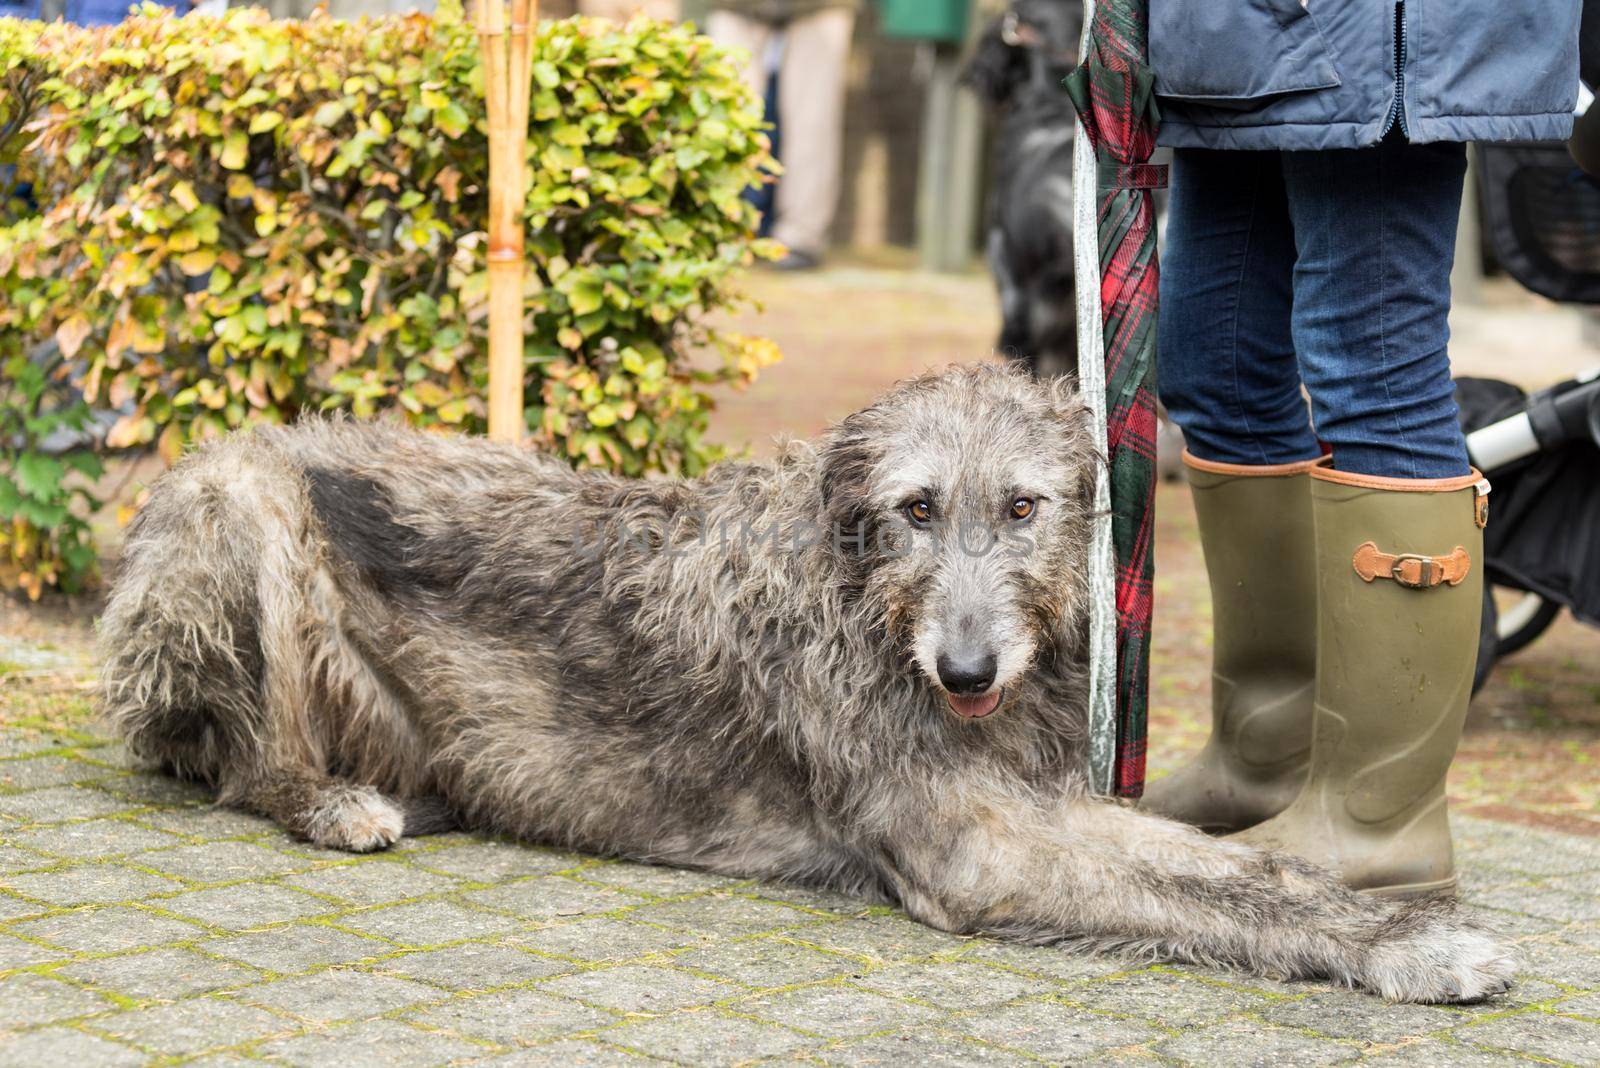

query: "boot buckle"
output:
1390 554 1440 589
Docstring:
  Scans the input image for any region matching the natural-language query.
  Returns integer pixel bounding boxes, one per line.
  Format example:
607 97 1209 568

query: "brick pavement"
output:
0 638 1597 1066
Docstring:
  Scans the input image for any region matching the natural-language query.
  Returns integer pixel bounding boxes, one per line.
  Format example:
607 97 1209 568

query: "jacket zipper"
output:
1380 1 1408 137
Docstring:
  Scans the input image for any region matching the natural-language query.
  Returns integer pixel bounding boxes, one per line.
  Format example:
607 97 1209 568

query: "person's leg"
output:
1280 136 1471 478
1143 149 1319 832
771 6 855 260
1158 148 1321 466
706 10 773 103
1234 139 1482 897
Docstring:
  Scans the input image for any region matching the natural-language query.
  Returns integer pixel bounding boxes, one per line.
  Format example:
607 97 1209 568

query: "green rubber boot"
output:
1140 452 1319 834
1232 463 1490 898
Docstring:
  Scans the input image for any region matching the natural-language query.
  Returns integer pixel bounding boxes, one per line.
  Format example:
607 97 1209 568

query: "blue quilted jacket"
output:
1150 0 1583 149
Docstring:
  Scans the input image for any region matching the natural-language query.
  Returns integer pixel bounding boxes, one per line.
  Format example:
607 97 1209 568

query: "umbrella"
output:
1064 0 1163 797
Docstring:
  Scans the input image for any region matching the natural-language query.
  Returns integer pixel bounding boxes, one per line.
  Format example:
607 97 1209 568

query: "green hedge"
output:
0 2 779 597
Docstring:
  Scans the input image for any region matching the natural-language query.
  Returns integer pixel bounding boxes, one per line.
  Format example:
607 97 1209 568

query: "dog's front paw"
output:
1362 910 1516 1004
305 785 405 853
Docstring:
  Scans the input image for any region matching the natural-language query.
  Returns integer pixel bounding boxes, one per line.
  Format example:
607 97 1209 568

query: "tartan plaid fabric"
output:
1064 1 1161 798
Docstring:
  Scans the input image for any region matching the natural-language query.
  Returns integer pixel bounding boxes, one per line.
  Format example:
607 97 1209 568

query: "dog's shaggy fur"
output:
100 366 1513 1003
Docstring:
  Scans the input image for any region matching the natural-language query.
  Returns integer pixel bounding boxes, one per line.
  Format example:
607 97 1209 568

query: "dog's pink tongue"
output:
947 692 1001 719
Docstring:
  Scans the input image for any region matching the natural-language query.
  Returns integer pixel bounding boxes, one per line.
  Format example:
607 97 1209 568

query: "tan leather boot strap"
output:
1352 542 1472 589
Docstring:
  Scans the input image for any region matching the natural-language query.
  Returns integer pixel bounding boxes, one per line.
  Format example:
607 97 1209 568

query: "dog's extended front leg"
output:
881 788 1512 1004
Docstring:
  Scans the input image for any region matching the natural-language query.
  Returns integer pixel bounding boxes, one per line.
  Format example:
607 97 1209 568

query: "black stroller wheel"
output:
1473 585 1564 695
1474 587 1498 696
1494 588 1563 657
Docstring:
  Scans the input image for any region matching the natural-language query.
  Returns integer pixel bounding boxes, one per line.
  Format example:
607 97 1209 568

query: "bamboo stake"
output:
474 0 537 443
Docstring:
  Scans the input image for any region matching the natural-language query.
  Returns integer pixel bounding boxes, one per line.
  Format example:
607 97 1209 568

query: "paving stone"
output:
283 859 462 905
136 805 277 839
409 988 618 1044
0 930 62 970
240 969 448 1022
1472 884 1600 924
788 914 967 962
0 844 54 873
479 1039 657 1065
466 877 637 922
14 905 209 953
337 899 524 945
747 884 875 917
413 841 582 882
1555 921 1600 952
1157 1020 1363 1066
2 863 183 906
1556 988 1600 1016
1462 1011 1600 1063
0 785 133 822
854 961 1054 1010
1514 937 1600 987
1259 990 1463 1043
129 840 312 882
0 893 48 921
8 818 182 859
738 984 945 1038
158 883 334 929
255 1018 489 1067
0 756 114 790
601 1009 818 1064
670 938 861 988
90 997 304 1057
952 1000 1163 1061
951 939 1133 983
374 942 571 989
579 862 748 898
0 971 116 1028
203 924 392 972
638 894 827 937
1547 871 1600 897
1061 969 1271 1027
97 773 211 806
58 945 261 999
1359 1039 1549 1067
819 1030 1039 1066
515 917 714 962
0 1026 145 1068
542 963 741 1013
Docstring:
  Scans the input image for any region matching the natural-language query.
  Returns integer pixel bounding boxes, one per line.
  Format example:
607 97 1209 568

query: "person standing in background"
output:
707 0 858 271
1141 0 1580 899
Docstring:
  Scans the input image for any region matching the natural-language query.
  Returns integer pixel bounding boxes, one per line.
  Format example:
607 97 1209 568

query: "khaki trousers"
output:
707 8 855 255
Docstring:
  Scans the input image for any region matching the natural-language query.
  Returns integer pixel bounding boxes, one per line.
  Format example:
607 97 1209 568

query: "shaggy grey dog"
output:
101 365 1512 1003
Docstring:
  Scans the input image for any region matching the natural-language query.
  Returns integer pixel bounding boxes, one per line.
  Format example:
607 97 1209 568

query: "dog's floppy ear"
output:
1045 376 1104 509
963 16 1027 107
817 413 887 580
818 413 878 536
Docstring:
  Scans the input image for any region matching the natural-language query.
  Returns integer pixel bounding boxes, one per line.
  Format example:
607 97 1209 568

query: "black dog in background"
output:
965 0 1085 379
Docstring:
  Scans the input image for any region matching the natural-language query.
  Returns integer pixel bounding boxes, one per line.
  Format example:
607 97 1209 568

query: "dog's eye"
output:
906 500 933 526
1010 497 1036 522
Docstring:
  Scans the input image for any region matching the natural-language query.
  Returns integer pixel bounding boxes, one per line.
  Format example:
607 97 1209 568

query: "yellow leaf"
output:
171 180 200 213
227 173 255 199
178 249 217 276
248 110 283 135
220 130 248 171
157 423 185 465
55 315 91 360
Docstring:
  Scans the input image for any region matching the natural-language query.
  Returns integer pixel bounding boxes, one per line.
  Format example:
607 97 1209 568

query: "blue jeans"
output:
1158 136 1472 479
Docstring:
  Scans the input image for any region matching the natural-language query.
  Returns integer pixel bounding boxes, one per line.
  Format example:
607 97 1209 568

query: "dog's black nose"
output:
936 652 998 695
